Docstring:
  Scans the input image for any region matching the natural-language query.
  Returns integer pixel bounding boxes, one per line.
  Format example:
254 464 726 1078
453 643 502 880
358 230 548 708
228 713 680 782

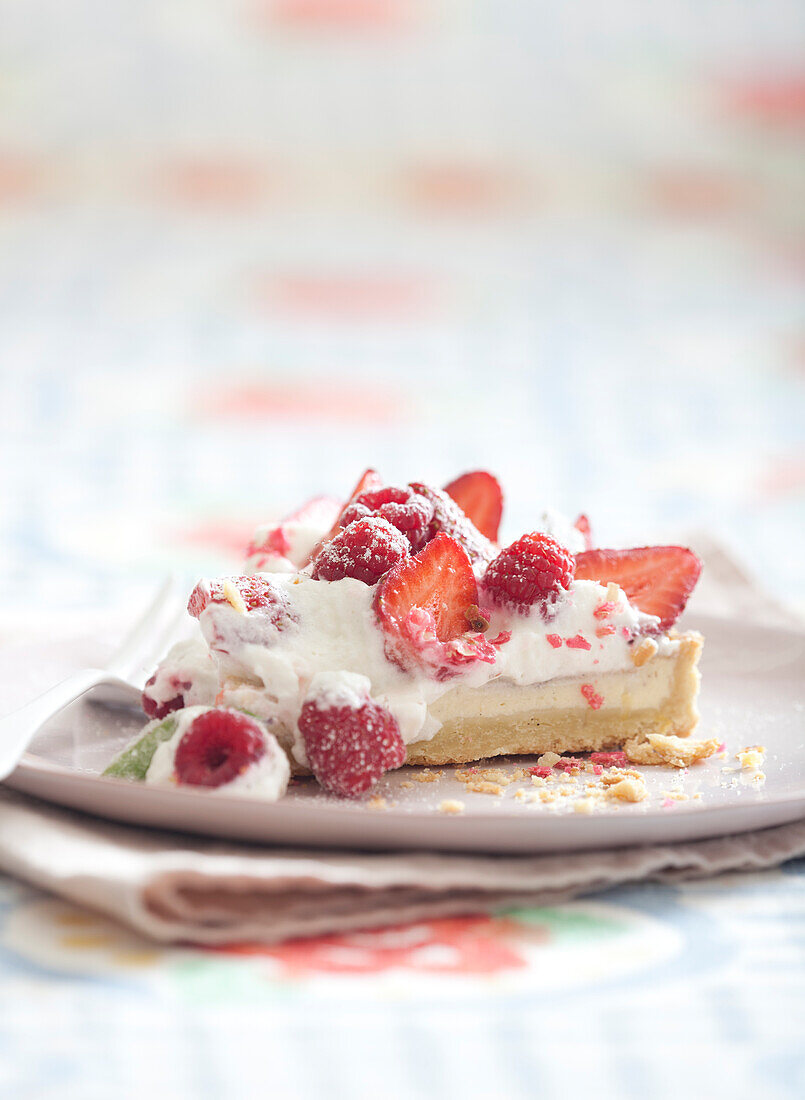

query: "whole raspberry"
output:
298 685 405 798
174 709 266 788
409 483 496 566
312 517 410 585
338 486 434 551
483 532 575 613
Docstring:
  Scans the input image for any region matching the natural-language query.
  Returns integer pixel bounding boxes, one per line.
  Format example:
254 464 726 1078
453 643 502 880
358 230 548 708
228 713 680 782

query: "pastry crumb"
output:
465 780 504 796
573 797 596 814
438 799 465 815
624 738 663 765
736 746 766 769
536 751 561 768
648 734 720 768
412 770 439 784
606 777 647 802
367 796 387 811
625 734 719 768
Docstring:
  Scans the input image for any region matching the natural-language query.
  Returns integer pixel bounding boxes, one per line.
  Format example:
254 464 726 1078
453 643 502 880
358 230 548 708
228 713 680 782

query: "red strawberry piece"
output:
553 756 585 772
580 684 603 709
374 533 480 669
574 514 593 550
312 516 410 585
408 482 496 566
174 709 266 788
305 468 383 563
529 765 552 779
142 673 190 720
298 691 405 798
574 546 702 631
482 532 575 614
590 751 629 768
338 485 434 551
443 471 503 542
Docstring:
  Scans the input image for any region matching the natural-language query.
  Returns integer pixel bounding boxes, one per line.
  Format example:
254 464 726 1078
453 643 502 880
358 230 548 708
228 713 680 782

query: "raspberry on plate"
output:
338 485 434 551
298 676 405 798
483 532 575 613
174 709 267 788
312 516 410 585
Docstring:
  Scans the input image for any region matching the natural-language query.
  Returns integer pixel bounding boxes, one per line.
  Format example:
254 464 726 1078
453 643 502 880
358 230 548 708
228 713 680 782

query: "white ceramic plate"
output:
5 614 805 853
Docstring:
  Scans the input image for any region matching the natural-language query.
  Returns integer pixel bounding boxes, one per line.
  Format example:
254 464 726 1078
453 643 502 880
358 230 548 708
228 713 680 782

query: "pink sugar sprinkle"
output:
529 766 552 779
593 764 603 775
546 634 563 649
590 751 628 767
595 624 616 638
594 601 617 620
581 684 604 709
662 797 676 809
621 626 631 638
717 741 726 753
566 634 592 650
553 757 584 772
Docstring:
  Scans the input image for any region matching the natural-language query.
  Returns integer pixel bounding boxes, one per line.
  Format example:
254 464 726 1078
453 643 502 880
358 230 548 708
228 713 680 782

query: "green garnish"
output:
103 715 178 781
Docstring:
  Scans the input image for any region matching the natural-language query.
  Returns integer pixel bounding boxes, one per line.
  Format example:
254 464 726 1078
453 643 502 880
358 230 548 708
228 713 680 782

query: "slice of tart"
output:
124 470 703 799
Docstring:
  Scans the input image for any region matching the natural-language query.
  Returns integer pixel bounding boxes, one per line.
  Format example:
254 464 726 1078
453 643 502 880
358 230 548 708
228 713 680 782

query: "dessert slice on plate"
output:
108 469 704 800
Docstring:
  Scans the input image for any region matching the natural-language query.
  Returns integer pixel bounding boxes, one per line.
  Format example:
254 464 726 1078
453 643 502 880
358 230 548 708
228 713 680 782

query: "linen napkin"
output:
0 536 802 945
1 786 804 944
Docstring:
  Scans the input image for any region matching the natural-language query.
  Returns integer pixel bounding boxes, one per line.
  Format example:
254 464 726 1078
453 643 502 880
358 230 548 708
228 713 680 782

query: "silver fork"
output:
0 574 188 781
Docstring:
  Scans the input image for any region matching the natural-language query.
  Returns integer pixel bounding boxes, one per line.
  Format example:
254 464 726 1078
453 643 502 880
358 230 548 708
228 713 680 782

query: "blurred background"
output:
1 0 803 623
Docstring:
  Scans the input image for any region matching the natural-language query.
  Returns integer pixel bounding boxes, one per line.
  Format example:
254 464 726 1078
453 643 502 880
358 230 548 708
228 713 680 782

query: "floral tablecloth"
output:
1 1 803 1096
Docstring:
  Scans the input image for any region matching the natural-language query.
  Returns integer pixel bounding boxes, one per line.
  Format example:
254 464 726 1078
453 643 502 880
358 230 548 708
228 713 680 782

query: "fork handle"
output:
0 669 128 781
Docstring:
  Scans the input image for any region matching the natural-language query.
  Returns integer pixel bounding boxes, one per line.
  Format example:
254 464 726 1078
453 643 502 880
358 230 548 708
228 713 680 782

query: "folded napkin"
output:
0 535 802 945
1 787 804 944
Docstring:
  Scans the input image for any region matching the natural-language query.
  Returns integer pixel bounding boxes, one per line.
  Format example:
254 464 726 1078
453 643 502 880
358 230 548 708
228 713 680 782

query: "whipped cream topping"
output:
144 705 290 799
144 638 218 709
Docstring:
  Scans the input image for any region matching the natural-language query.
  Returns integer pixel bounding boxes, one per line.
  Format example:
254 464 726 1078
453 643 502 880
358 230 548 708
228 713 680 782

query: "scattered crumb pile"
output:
363 735 724 813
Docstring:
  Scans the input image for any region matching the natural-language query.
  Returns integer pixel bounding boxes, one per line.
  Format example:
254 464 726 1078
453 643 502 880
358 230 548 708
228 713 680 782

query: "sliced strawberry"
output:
574 546 702 631
305 467 382 564
374 534 479 667
573 513 593 550
443 471 503 542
